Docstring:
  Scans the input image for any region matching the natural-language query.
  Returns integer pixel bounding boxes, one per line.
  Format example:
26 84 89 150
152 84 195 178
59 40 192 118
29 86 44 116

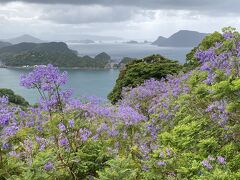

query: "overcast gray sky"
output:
0 0 239 41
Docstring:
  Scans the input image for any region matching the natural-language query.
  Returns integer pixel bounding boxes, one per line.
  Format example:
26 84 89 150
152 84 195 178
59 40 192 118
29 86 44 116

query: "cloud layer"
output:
1 0 240 13
0 1 239 41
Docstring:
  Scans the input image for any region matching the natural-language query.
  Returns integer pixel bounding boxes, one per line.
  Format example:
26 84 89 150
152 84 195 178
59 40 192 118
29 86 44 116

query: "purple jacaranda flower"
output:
24 140 33 153
44 161 54 171
0 96 9 104
4 125 19 136
79 128 92 142
202 160 213 170
206 100 229 126
204 73 215 84
223 32 234 40
159 151 164 157
166 148 171 157
9 151 20 158
58 123 66 132
116 105 147 126
59 138 68 147
215 42 223 48
20 64 67 91
68 119 74 127
217 156 226 165
157 161 167 166
142 164 149 171
2 142 10 150
20 64 73 113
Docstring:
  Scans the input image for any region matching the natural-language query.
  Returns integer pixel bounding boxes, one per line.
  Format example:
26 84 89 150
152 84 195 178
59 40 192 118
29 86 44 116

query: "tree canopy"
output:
108 54 182 103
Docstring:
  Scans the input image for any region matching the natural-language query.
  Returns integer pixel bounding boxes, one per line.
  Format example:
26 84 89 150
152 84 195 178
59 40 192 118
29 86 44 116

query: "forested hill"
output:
0 42 111 68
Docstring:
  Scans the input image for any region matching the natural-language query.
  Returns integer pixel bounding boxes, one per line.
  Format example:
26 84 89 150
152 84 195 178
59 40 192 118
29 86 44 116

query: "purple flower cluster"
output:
195 33 240 84
44 161 54 171
202 160 213 170
0 97 12 127
59 138 69 147
79 128 92 142
116 105 147 126
157 161 167 166
217 156 226 164
205 100 229 126
20 64 67 91
20 64 73 112
202 155 226 170
35 136 49 151
58 123 66 132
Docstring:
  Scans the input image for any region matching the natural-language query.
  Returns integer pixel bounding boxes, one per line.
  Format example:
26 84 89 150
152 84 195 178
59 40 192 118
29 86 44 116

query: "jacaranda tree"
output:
0 27 239 179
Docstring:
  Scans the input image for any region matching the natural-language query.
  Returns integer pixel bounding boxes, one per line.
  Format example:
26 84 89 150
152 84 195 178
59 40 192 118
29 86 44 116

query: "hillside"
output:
0 42 111 68
0 41 11 49
7 34 44 44
0 88 29 106
151 36 167 45
153 30 207 47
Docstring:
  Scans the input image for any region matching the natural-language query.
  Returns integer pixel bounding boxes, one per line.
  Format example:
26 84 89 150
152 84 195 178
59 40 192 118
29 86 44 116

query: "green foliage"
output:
97 156 139 180
118 57 137 66
108 54 182 103
0 88 29 106
185 31 225 69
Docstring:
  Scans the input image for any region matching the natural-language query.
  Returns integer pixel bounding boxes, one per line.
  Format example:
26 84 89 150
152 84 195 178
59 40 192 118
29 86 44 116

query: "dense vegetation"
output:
119 57 136 65
185 28 229 69
108 54 182 103
0 27 239 179
0 88 29 106
0 42 111 68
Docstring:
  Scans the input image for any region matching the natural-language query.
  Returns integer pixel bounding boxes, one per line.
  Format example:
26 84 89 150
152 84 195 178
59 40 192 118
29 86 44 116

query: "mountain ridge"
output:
6 34 44 44
0 42 112 68
152 30 208 47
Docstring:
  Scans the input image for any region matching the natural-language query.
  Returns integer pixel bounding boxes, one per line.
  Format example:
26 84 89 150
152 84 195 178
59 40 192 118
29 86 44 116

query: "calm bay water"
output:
0 43 191 104
0 68 119 104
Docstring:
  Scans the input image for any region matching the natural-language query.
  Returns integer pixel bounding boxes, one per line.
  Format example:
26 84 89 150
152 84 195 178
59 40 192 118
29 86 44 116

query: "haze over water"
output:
69 43 191 63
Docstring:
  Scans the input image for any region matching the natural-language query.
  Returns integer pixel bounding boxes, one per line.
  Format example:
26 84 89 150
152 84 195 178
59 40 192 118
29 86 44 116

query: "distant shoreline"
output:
0 65 119 70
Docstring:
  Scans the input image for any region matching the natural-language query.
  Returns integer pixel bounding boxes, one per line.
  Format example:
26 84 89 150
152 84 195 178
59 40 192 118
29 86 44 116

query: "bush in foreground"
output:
0 88 29 106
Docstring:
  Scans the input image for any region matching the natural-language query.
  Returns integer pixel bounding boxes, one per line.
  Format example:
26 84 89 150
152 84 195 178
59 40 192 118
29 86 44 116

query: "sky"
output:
0 0 239 41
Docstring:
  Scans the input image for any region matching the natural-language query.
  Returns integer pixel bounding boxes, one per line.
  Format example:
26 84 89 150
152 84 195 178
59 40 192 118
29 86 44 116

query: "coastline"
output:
0 65 119 70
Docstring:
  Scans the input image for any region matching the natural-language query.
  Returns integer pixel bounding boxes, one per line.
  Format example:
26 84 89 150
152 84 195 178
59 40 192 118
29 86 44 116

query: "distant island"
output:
5 34 44 44
152 30 208 47
67 39 95 44
125 40 152 44
0 42 112 69
125 40 139 44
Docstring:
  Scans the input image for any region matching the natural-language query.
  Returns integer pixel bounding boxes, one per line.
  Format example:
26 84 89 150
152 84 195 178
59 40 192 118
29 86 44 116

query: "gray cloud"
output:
0 0 239 41
40 5 135 24
0 0 239 12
